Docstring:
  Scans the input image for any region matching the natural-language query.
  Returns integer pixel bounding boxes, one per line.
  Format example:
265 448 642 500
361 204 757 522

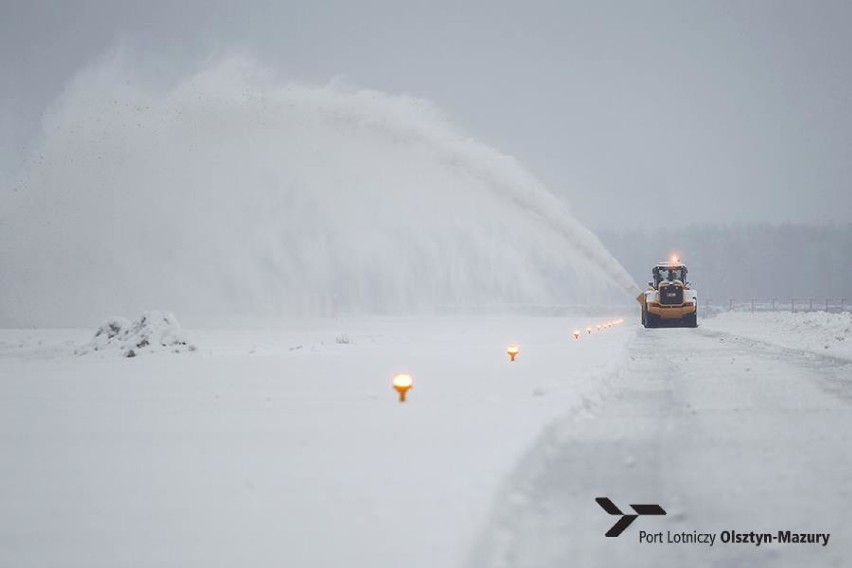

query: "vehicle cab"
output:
641 261 698 328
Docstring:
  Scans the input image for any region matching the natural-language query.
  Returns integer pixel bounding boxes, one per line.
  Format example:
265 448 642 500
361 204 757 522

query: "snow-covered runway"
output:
472 323 852 567
1 313 850 567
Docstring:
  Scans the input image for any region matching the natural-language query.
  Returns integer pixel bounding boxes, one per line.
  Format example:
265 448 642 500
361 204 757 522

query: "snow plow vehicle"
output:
638 260 698 328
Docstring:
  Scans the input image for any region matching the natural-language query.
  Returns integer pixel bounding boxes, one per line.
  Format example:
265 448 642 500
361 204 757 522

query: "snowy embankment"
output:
701 311 852 361
0 315 631 568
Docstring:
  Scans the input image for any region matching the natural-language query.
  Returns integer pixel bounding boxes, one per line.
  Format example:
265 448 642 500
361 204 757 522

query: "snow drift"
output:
0 53 638 326
703 311 852 361
76 311 195 357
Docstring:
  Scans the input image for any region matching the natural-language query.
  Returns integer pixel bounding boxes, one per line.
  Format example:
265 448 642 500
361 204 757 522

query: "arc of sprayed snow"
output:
274 84 643 302
441 145 643 301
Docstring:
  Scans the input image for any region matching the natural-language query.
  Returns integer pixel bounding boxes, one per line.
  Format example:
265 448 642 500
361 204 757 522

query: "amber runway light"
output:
393 373 413 402
507 344 520 362
573 330 581 340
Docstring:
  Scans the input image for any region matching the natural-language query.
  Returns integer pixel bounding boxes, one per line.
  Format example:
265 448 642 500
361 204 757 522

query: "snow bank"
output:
76 311 196 357
702 311 852 361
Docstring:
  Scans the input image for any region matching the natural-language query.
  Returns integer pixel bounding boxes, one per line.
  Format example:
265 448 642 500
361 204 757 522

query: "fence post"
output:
751 299 755 313
791 299 795 313
826 298 829 312
809 298 814 312
772 298 776 311
729 299 733 311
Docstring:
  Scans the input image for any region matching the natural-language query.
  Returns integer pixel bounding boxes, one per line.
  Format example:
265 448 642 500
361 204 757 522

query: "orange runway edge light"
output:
507 344 520 362
393 373 413 402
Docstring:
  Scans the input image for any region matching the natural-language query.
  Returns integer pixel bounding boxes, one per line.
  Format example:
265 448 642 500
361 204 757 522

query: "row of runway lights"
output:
391 318 626 402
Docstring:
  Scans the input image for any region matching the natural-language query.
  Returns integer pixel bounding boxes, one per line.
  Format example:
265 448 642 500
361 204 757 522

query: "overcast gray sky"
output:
2 0 851 230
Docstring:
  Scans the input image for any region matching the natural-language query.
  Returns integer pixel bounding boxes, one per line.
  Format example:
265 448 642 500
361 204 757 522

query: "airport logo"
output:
595 497 667 537
595 497 831 547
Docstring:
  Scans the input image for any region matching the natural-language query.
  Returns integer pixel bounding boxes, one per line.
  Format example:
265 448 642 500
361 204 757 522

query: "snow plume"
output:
0 54 638 326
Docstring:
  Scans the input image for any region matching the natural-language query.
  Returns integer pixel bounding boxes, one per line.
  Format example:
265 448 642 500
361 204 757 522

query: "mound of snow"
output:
77 311 196 357
702 311 852 361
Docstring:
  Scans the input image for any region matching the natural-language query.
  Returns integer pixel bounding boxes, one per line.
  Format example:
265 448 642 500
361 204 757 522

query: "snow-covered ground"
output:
471 313 852 567
702 311 852 361
0 315 632 568
2 311 850 567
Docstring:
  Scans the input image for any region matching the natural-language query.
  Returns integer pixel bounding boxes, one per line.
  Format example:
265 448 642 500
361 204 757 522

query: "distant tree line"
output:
597 223 852 305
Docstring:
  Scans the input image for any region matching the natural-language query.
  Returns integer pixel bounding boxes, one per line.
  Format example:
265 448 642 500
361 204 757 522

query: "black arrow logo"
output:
595 497 666 537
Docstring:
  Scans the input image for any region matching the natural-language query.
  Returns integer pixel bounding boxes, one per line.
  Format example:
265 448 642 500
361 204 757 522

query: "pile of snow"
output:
702 311 852 361
76 311 196 357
